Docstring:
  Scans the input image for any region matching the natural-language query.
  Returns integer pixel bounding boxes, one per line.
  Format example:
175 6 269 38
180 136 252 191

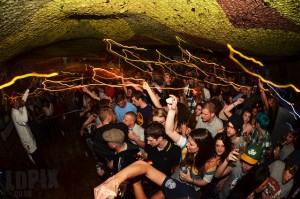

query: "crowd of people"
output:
9 65 300 199
74 66 299 199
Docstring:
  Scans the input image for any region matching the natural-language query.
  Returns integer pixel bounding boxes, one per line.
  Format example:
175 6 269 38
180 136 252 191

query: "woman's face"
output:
243 112 251 124
186 136 199 154
215 140 225 156
194 105 202 116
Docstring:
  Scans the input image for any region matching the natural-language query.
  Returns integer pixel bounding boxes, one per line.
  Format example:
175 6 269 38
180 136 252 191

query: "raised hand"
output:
236 97 245 104
226 149 240 162
142 81 150 90
94 176 119 199
258 79 264 90
166 95 178 111
82 86 88 93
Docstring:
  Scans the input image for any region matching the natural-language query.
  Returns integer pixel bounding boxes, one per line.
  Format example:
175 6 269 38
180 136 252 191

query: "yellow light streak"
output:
0 72 58 90
227 44 300 93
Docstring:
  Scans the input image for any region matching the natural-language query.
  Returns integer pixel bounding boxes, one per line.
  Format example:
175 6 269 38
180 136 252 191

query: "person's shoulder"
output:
127 102 137 109
169 141 181 151
134 124 144 131
126 102 134 106
146 104 153 109
94 124 109 134
269 160 285 172
109 122 128 131
126 142 140 152
215 116 223 124
204 157 219 171
272 160 285 167
213 116 223 127
114 105 120 110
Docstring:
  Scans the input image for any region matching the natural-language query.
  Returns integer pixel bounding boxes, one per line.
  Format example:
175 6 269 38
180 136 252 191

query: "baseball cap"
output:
241 144 263 165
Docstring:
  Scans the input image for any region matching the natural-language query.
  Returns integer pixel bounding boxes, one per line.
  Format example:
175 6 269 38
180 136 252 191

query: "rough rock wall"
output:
0 0 299 64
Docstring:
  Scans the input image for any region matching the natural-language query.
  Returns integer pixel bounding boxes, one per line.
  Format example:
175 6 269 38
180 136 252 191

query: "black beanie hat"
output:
228 114 244 132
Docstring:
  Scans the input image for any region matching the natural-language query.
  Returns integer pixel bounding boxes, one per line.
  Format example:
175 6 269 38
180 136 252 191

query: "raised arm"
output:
165 95 181 143
82 86 100 101
258 79 269 111
80 114 96 136
214 149 239 178
94 160 166 199
223 97 244 118
142 81 163 108
124 81 143 92
121 71 128 95
22 78 37 102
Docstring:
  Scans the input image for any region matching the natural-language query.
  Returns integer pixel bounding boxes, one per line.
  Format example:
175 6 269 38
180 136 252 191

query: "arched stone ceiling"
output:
0 0 300 65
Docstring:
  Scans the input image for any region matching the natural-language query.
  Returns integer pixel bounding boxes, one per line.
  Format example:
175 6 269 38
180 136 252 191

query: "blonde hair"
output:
151 108 167 121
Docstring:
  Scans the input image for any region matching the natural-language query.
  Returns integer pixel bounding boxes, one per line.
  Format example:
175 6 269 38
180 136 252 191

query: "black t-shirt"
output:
93 122 129 161
145 141 181 176
112 143 139 174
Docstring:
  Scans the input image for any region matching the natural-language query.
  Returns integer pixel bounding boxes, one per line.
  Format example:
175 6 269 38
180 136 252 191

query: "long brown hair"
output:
181 128 215 174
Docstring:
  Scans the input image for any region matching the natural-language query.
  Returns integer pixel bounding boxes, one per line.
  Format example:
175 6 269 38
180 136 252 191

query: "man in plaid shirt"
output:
248 112 272 164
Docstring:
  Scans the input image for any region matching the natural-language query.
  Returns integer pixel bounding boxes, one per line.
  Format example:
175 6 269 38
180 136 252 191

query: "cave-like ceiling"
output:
0 0 300 65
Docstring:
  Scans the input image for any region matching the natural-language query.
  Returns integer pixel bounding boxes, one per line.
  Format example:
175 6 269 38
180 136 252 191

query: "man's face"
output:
226 122 237 138
146 136 160 147
241 160 254 173
201 108 214 123
12 97 24 109
246 87 252 97
131 97 140 107
117 99 126 108
164 75 171 84
285 133 295 145
107 142 116 150
123 114 134 127
282 169 294 184
127 89 133 97
241 87 247 95
252 108 258 116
